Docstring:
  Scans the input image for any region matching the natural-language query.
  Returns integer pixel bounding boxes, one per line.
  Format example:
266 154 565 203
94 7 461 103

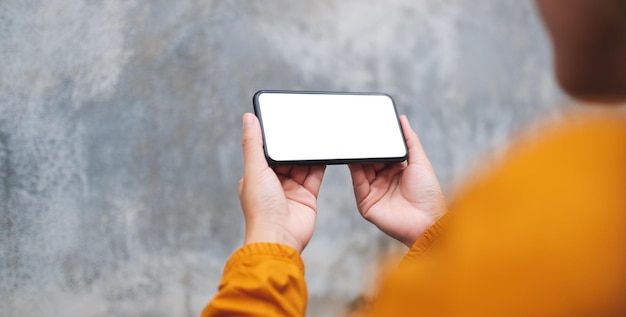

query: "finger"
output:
373 163 386 173
399 115 430 166
290 165 310 184
241 113 269 175
391 161 407 170
349 164 371 200
303 165 326 196
276 173 288 183
349 164 366 187
364 164 377 183
274 166 293 178
348 164 365 185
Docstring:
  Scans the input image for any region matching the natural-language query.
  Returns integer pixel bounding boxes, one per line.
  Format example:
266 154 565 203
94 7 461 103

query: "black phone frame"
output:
252 90 408 166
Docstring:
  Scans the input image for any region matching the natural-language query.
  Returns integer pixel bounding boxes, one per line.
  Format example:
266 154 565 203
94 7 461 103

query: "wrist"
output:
399 211 448 248
244 223 302 253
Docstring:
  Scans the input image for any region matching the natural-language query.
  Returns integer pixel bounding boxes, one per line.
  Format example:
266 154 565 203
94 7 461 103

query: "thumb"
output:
241 113 269 175
400 115 430 167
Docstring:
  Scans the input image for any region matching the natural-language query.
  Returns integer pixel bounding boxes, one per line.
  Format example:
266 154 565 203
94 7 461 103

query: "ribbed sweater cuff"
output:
225 243 305 275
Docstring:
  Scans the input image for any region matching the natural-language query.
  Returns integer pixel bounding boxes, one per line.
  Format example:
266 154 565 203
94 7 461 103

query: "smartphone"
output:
253 90 408 165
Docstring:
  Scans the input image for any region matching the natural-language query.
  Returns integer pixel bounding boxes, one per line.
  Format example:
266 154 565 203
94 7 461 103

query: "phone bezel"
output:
252 90 408 166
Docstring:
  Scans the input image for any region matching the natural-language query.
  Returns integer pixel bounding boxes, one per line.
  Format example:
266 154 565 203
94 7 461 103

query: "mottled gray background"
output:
1 1 567 316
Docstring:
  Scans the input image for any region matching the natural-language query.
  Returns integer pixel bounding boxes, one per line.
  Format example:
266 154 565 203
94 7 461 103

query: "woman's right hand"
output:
348 115 447 247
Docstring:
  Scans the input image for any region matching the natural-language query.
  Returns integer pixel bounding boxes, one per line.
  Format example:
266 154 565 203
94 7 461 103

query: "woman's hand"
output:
238 113 326 253
349 115 447 247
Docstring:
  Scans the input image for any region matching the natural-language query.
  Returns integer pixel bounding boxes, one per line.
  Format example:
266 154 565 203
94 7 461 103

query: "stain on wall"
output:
0 1 566 316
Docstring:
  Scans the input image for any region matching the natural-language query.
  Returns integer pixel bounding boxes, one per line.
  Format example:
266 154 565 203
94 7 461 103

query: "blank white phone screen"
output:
256 92 407 162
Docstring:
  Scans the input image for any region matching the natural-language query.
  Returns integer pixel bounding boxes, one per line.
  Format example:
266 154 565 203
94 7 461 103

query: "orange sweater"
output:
203 114 626 317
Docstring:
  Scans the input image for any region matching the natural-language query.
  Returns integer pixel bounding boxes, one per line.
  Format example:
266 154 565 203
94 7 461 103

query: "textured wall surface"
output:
1 1 566 316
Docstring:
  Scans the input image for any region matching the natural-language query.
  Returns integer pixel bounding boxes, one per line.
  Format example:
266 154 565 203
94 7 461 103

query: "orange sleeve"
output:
201 243 307 317
366 114 626 316
399 213 450 267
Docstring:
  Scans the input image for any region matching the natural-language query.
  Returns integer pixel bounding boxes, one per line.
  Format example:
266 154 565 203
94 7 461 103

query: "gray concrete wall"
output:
1 1 566 316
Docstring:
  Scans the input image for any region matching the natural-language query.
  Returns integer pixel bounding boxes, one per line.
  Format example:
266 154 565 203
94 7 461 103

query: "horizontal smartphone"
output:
253 90 408 165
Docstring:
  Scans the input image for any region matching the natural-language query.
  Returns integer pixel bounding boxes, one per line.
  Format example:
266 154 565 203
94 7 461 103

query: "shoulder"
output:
455 111 626 206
